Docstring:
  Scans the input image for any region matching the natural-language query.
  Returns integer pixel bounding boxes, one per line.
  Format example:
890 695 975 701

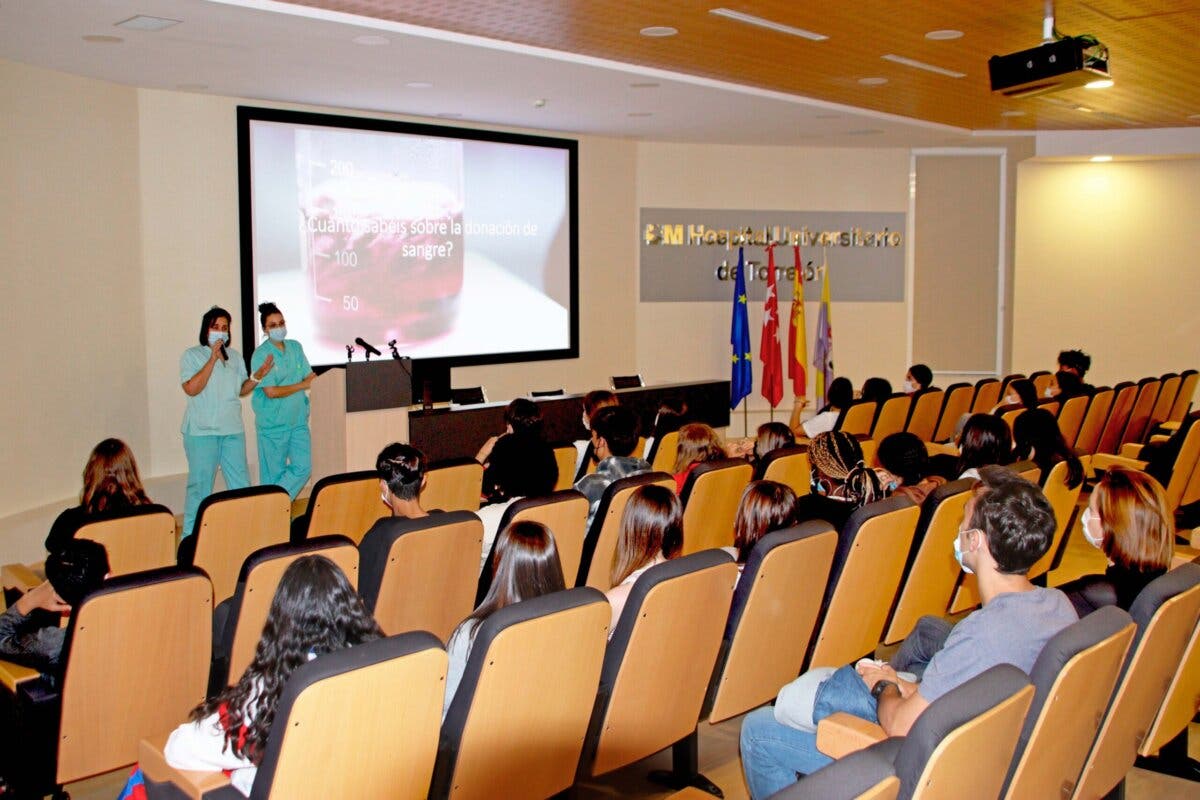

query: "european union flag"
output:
730 247 752 409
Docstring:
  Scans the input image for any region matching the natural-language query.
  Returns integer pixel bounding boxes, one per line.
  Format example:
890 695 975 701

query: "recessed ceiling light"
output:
628 112 654 117
858 77 888 86
1000 110 1026 117
881 54 965 78
115 15 180 32
925 29 964 41
1085 79 1114 89
436 113 463 119
405 81 433 89
533 98 547 108
629 82 660 89
176 83 209 92
82 34 123 44
708 8 828 41
1090 155 1113 162
639 26 678 37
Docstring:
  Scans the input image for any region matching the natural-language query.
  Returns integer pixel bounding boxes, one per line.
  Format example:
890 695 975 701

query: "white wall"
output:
1012 158 1200 386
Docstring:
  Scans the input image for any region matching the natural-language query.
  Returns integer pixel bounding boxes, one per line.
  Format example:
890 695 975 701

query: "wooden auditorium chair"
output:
291 469 385 543
576 472 675 590
1095 382 1138 455
931 382 973 444
358 511 482 641
1119 377 1162 448
903 388 943 443
836 399 878 438
420 458 484 513
141 632 446 800
969 378 1001 414
1029 370 1054 396
1026 460 1083 584
679 458 754 555
1135 608 1200 780
73 504 177 576
550 442 579 491
178 485 290 604
1091 411 1200 527
475 489 589 603
755 445 811 497
998 373 1026 401
1072 386 1114 457
1158 368 1198 432
870 394 912 443
1056 393 1090 449
430 589 609 800
649 429 681 473
1147 373 1182 436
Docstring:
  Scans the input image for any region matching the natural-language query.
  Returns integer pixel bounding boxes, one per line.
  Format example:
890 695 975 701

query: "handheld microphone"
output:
355 337 382 359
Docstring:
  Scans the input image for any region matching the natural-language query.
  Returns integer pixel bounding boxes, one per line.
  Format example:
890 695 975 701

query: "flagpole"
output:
743 398 749 437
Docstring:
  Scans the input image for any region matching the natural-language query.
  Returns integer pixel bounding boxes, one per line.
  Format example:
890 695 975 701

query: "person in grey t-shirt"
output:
740 465 1077 799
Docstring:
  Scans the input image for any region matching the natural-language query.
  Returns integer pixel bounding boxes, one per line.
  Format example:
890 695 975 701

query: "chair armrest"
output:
925 442 958 457
816 712 887 759
139 735 232 800
1090 454 1148 474
0 658 41 692
1118 443 1145 459
2 563 42 595
1172 547 1200 568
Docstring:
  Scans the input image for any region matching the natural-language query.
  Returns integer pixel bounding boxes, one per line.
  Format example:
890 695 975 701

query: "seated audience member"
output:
575 406 650 530
875 432 946 505
860 377 893 405
739 466 1077 798
163 556 383 797
374 442 428 519
672 423 727 492
605 485 683 633
731 481 800 566
1138 412 1198 499
903 364 933 394
0 540 109 675
44 438 153 554
644 397 689 463
574 390 621 477
751 422 796 464
1058 467 1174 616
995 378 1039 412
1012 408 1084 489
800 377 853 439
956 413 1014 479
793 431 885 533
1052 368 1091 400
1058 348 1095 393
476 398 558 505
444 521 565 714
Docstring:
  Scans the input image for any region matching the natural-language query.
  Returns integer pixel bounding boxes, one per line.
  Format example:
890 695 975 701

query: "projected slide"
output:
241 109 576 366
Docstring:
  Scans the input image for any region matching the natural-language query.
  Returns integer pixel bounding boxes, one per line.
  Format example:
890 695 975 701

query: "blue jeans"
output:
183 433 249 537
740 707 832 799
257 424 311 499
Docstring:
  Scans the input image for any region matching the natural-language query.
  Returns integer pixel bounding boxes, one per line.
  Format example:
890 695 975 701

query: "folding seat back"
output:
808 497 920 668
432 589 609 800
1149 373 1181 431
871 394 912 442
421 458 484 512
1002 606 1136 799
476 490 589 604
969 378 1001 414
650 430 680 473
932 383 973 443
1071 564 1200 799
181 485 291 603
679 458 754 554
143 632 447 800
998 405 1024 430
579 551 737 779
221 537 359 686
358 512 482 641
768 752 901 800
1037 398 1060 416
58 568 211 786
1120 378 1161 447
1074 387 1114 455
837 399 878 437
1029 371 1054 397
1167 369 1197 424
75 504 176 576
756 445 811 497
299 470 386 543
882 480 974 645
577 472 675 590
904 389 943 442
1056 394 1089 449
1026 460 1083 582
1011 458 1041 484
706 523 838 723
998 373 1026 401
551 443 578 491
1139 612 1200 759
1096 382 1138 454
1161 411 1200 513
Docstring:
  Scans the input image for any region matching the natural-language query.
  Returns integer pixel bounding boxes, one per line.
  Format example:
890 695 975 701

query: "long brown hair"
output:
80 438 150 514
673 423 725 473
734 481 799 563
470 521 565 631
610 485 683 585
1095 466 1174 572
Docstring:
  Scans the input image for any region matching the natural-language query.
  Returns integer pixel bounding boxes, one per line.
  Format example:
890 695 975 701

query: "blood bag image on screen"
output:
296 129 465 347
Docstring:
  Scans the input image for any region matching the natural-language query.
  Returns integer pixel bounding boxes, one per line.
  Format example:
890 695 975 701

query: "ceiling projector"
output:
988 36 1110 98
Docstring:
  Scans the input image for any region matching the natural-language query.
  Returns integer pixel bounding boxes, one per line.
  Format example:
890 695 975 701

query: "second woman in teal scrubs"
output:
250 302 315 500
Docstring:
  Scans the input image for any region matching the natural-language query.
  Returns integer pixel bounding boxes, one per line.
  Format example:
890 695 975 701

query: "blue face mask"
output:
268 326 287 342
954 529 975 575
208 330 229 347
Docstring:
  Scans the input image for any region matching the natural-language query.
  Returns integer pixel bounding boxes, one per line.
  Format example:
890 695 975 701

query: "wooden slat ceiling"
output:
286 1 1200 131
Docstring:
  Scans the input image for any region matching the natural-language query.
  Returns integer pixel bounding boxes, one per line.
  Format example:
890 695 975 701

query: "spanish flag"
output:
787 245 808 399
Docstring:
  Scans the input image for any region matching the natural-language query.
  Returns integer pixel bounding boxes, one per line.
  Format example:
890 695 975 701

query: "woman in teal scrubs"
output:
180 306 273 537
250 302 315 501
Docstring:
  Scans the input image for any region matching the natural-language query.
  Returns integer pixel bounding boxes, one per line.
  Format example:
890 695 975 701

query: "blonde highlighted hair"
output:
80 438 150 515
673 423 725 473
1095 466 1174 573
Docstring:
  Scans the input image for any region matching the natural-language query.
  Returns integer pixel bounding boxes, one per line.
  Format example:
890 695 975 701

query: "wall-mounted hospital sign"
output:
639 208 906 302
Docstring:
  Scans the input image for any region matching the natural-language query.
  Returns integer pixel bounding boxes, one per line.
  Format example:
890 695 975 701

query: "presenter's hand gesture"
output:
209 339 225 360
255 354 275 380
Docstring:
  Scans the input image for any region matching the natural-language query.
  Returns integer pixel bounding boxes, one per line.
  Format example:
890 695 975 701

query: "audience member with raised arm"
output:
44 439 153 554
179 306 273 537
575 406 650 531
250 302 315 500
799 377 853 439
739 466 1077 798
604 485 683 633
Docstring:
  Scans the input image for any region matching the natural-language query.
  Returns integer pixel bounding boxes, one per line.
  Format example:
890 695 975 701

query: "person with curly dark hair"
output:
164 556 382 795
793 430 887 532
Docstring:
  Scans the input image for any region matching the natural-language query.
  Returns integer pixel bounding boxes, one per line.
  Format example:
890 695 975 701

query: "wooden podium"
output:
309 361 415 483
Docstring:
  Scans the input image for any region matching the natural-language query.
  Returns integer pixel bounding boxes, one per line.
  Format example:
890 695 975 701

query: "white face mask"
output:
1081 507 1104 549
903 379 916 393
1044 386 1055 398
581 412 590 431
954 527 975 574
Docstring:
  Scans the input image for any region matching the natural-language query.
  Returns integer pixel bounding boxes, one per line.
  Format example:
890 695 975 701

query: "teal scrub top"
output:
180 345 248 436
250 339 312 431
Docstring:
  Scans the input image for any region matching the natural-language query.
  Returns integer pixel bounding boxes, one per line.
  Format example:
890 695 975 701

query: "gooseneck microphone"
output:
355 337 382 359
